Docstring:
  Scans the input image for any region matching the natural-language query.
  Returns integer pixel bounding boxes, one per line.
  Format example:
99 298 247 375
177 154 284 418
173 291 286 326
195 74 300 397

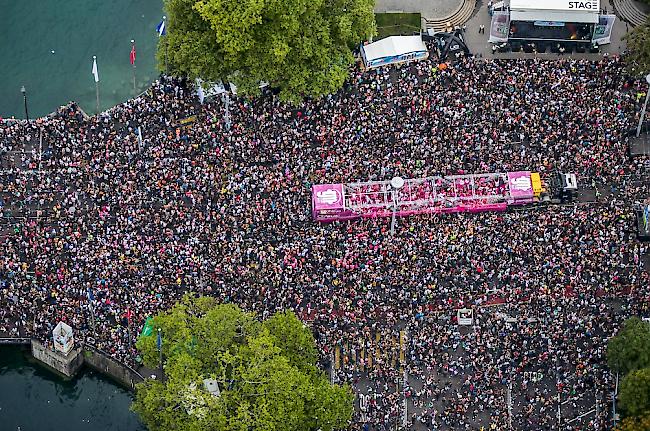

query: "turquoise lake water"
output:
0 346 145 431
0 0 164 119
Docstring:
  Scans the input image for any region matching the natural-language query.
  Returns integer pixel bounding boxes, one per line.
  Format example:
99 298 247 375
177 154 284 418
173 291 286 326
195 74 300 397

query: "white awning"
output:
511 9 599 23
510 0 600 23
362 36 427 63
510 0 600 11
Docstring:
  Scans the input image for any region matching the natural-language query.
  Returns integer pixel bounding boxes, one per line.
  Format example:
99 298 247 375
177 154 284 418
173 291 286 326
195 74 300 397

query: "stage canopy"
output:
509 0 600 24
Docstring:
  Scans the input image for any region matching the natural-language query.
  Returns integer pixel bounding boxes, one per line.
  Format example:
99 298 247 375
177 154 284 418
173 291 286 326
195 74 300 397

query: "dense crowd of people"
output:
1 51 650 430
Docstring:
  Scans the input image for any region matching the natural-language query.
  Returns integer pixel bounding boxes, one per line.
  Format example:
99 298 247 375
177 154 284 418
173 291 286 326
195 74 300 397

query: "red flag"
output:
124 307 133 323
130 44 136 65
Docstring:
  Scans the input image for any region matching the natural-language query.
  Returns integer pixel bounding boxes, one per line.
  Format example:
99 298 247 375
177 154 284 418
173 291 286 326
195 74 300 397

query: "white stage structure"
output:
53 321 74 355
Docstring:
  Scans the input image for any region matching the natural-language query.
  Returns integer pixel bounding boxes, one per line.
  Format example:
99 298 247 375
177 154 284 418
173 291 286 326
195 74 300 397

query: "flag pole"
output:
163 16 168 74
157 328 164 382
127 308 132 352
131 39 137 95
87 288 96 338
93 56 100 114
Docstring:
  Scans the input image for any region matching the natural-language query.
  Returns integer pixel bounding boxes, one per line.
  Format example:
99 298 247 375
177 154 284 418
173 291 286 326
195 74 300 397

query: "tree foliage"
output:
607 317 650 375
160 0 376 103
619 368 650 418
132 295 353 431
624 20 650 76
615 410 650 431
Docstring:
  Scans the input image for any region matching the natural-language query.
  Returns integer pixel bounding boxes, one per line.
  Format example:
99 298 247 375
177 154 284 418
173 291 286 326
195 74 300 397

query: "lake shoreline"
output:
0 344 145 431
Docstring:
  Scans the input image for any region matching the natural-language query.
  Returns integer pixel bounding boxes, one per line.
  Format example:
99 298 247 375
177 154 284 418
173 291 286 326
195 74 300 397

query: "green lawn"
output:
375 13 421 39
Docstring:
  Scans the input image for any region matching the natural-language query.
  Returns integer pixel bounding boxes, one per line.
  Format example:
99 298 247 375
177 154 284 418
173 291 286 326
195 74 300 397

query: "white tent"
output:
361 35 428 69
195 78 238 104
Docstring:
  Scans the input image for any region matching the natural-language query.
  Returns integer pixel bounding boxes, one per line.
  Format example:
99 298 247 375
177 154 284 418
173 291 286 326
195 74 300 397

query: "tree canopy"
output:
615 410 650 431
132 295 353 431
160 0 376 103
624 20 650 77
619 368 650 418
607 317 650 375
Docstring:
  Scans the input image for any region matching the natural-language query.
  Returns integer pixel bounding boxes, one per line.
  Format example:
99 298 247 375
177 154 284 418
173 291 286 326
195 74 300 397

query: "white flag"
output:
195 78 205 104
92 56 99 83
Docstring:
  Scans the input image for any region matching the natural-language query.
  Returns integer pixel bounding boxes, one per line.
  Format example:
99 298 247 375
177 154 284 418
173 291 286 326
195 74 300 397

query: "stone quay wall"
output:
31 339 84 377
0 336 145 391
82 344 145 390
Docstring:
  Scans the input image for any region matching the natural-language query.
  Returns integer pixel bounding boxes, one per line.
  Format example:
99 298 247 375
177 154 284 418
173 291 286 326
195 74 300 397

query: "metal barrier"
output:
0 337 31 345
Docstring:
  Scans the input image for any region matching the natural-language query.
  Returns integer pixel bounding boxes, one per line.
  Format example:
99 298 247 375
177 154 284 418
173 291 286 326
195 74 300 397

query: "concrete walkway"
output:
375 0 463 20
634 0 650 13
462 0 629 58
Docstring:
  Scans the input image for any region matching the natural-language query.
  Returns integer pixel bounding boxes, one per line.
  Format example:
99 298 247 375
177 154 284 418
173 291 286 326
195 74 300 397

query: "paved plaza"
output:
375 0 463 20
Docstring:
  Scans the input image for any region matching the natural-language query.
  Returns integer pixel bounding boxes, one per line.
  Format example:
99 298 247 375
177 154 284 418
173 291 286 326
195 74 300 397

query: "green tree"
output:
263 310 318 371
607 317 650 375
615 410 650 431
132 295 353 431
161 0 376 104
624 20 650 76
619 368 650 418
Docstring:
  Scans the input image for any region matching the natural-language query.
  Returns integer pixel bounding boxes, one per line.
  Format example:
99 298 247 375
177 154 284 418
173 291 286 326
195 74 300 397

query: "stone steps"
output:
613 0 648 27
424 0 477 33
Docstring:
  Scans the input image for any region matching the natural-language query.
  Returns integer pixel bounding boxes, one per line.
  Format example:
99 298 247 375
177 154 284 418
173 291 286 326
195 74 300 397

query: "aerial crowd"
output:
1 51 650 430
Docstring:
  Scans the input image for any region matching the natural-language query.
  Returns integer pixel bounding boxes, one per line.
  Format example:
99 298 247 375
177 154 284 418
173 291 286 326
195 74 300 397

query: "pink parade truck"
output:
312 171 576 222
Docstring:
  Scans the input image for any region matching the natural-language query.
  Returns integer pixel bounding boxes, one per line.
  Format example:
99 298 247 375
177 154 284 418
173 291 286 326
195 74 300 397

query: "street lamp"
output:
636 73 650 137
223 90 231 131
390 176 404 235
20 85 29 121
